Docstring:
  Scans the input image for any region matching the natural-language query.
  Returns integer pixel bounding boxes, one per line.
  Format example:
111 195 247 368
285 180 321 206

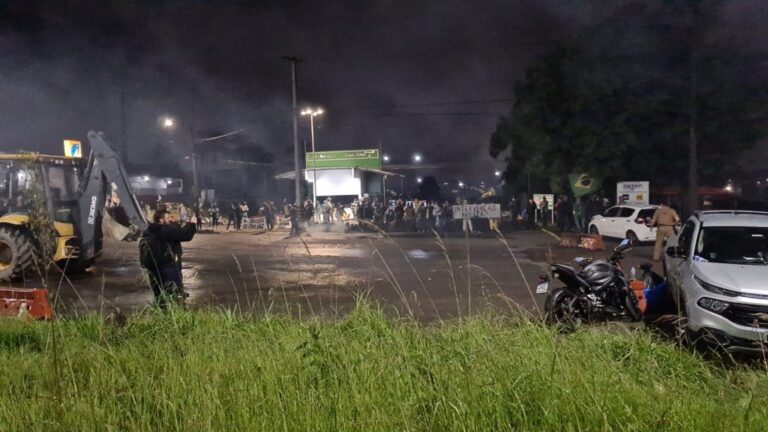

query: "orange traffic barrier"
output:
0 288 53 320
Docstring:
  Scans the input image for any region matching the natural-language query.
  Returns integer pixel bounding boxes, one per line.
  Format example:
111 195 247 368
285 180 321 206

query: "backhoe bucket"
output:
0 288 53 320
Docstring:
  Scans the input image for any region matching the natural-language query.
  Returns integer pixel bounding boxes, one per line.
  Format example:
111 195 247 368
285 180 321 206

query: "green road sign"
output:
306 149 381 169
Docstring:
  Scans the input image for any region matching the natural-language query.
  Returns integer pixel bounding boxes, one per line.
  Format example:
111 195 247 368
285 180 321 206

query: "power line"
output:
328 97 515 111
305 39 562 64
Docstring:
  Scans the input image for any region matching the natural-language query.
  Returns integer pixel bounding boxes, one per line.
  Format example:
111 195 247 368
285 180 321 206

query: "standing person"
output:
404 202 416 231
263 201 275 231
304 198 314 225
461 199 473 235
139 209 197 309
434 201 444 231
394 199 405 230
573 197 584 233
417 202 427 233
425 201 435 232
226 203 237 231
194 205 203 231
442 201 454 232
526 199 537 230
540 196 549 227
289 204 299 235
651 203 680 261
236 201 247 230
556 196 573 232
283 198 291 221
210 203 220 229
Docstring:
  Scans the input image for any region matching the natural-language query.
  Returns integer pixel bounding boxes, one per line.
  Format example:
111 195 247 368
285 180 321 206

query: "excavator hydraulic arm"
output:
76 131 147 261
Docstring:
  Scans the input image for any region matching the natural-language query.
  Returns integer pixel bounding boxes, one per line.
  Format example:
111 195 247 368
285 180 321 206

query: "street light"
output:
413 153 422 163
416 177 423 184
301 107 325 221
383 154 390 162
161 115 198 200
494 170 501 177
458 181 464 188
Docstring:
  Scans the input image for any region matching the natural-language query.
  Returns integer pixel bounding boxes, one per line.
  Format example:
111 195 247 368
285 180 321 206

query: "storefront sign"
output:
617 181 650 205
306 149 380 169
63 140 82 158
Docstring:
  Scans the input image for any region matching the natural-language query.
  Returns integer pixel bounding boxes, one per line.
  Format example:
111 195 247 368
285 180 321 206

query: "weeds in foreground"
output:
1 300 767 431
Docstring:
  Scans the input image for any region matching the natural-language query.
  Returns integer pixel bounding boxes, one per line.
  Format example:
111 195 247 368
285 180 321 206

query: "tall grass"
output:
1 300 767 431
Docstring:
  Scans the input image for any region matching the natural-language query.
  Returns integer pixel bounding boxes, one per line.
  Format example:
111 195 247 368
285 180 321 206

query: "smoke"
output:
0 0 764 180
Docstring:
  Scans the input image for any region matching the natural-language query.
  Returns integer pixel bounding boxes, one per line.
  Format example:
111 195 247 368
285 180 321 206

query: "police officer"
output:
651 203 680 261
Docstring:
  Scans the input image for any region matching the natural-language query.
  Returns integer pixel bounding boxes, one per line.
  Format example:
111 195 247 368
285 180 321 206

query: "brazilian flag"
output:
569 173 599 197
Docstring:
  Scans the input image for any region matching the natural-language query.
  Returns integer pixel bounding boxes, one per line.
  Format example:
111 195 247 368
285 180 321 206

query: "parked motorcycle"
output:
537 239 646 326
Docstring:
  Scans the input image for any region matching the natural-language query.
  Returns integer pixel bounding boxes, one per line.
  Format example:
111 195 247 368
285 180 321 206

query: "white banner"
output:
452 204 501 219
617 181 650 205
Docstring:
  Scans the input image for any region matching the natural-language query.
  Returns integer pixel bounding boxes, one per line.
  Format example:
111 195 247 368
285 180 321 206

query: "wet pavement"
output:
24 227 658 320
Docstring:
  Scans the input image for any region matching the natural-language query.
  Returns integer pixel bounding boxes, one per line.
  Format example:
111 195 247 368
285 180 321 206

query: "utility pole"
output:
687 7 701 214
190 126 199 203
283 56 303 208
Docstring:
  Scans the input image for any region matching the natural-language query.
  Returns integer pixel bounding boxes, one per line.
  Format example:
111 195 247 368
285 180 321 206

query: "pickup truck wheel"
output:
0 226 39 282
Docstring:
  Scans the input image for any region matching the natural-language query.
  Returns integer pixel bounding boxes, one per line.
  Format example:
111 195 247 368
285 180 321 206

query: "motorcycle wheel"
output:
544 287 588 328
623 294 643 322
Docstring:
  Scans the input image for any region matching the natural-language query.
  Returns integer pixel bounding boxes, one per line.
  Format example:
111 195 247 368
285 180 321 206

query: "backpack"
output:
139 230 174 269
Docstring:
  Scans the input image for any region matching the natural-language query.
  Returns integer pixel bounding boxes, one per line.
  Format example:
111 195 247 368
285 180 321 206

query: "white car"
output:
665 210 768 353
588 205 658 243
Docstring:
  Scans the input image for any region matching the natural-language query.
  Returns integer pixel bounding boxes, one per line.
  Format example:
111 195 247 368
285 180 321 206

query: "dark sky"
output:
0 0 766 182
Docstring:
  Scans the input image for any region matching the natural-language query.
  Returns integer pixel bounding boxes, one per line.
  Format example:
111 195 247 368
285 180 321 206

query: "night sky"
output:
1 1 766 182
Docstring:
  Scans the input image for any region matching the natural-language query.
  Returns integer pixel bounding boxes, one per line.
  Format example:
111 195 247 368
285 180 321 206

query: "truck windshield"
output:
695 226 768 265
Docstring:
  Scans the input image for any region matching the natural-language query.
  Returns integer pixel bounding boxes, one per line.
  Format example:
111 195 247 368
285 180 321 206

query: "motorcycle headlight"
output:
694 276 739 297
697 297 730 314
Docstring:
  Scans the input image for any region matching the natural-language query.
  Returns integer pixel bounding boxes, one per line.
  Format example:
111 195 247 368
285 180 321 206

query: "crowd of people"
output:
507 195 611 233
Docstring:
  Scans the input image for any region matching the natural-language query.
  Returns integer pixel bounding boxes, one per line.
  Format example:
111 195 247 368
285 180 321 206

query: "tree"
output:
417 176 440 201
490 0 768 207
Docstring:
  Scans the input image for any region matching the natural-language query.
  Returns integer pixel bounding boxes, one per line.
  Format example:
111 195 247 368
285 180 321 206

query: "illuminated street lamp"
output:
301 107 325 221
161 115 199 199
413 153 422 163
416 177 423 184
494 170 501 177
458 181 464 188
383 154 390 162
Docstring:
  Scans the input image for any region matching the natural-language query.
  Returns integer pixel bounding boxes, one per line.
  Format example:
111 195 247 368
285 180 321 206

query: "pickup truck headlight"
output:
697 297 730 314
694 276 739 297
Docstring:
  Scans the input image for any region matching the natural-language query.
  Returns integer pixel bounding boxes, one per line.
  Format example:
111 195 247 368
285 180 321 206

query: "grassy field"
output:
1 302 767 431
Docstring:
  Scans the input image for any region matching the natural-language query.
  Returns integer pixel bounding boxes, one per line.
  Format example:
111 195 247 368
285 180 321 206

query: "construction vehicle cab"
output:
0 131 146 281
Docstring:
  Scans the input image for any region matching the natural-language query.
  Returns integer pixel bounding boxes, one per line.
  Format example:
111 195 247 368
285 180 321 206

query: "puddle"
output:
286 247 368 258
405 249 434 259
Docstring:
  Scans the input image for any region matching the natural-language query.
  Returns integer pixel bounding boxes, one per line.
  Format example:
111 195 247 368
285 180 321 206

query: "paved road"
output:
40 227 657 319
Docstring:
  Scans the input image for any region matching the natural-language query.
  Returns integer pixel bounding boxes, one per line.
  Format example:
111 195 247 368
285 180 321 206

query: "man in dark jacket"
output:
141 209 197 309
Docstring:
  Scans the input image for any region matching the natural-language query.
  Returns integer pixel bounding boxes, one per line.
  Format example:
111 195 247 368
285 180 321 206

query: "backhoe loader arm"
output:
76 131 147 260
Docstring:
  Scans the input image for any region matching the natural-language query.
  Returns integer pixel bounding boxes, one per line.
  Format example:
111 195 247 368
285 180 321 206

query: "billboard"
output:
63 140 82 158
617 181 650 205
306 149 380 170
452 204 501 219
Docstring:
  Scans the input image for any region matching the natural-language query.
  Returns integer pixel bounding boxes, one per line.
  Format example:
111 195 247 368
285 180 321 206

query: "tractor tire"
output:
0 226 39 282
